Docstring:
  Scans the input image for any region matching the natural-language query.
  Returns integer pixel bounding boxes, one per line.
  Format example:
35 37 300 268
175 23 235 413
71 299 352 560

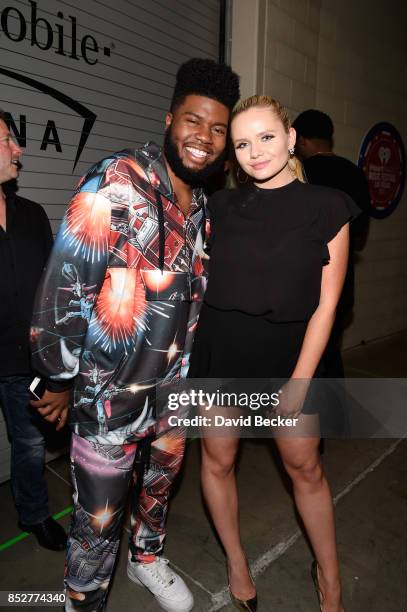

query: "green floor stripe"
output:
0 532 29 551
52 506 73 521
0 506 73 553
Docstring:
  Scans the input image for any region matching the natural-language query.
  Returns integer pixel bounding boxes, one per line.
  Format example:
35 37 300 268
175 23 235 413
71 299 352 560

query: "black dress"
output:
189 180 360 394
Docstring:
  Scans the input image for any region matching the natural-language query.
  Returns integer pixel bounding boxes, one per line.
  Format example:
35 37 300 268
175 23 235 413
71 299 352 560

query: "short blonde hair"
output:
231 95 305 182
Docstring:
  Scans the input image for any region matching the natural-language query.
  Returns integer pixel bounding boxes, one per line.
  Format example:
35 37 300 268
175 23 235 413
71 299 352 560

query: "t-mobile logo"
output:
1 0 113 65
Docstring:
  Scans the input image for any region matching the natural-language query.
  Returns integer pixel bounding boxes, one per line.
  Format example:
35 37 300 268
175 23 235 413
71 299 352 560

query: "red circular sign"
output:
358 123 405 218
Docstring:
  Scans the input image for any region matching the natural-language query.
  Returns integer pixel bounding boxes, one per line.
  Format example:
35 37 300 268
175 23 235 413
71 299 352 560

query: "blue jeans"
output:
0 375 49 525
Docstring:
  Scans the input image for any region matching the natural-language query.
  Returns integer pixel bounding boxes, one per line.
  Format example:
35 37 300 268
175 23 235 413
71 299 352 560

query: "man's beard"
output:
163 127 227 188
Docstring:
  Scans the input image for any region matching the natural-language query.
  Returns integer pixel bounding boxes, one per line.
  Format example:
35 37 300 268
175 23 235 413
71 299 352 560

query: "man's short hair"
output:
170 58 240 113
292 109 334 142
0 108 9 123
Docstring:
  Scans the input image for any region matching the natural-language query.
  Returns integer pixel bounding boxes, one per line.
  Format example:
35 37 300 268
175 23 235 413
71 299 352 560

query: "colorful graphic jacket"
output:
31 142 208 444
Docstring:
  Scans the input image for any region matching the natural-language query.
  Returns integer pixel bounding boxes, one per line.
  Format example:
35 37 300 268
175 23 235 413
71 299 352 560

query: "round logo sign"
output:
358 122 405 218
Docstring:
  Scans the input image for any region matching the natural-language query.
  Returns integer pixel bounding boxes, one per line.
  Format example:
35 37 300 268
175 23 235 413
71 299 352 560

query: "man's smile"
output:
184 146 211 160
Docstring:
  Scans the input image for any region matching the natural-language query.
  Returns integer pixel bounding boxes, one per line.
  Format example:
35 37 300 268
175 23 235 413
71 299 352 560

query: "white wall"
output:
231 0 407 347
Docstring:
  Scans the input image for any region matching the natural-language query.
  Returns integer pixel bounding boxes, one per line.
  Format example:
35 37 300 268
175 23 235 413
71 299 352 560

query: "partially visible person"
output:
0 109 67 550
189 96 359 611
293 109 370 377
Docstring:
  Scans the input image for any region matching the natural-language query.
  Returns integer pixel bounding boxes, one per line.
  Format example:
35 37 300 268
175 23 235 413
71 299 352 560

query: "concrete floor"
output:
0 330 406 611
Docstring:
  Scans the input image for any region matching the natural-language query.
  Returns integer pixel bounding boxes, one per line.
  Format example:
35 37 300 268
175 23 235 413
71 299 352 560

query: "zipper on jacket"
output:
154 191 166 273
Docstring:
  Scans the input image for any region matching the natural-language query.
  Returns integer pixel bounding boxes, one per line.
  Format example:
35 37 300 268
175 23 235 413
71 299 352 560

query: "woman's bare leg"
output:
201 434 255 599
275 432 344 611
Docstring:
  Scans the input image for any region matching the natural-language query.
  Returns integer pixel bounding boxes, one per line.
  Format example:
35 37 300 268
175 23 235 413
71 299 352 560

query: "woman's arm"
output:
291 223 349 379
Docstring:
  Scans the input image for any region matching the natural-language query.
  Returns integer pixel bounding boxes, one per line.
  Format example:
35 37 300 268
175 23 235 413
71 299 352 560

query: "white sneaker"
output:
127 552 194 612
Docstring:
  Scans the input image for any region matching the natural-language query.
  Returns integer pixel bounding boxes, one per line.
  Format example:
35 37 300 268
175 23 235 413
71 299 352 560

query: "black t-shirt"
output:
302 154 370 244
303 154 370 211
204 180 360 322
0 192 53 375
302 154 371 313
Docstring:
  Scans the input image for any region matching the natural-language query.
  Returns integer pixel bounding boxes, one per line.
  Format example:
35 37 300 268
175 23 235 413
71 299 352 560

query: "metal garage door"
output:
0 0 223 482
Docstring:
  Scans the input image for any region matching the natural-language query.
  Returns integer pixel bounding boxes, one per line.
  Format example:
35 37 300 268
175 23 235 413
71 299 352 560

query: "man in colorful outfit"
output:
30 59 240 611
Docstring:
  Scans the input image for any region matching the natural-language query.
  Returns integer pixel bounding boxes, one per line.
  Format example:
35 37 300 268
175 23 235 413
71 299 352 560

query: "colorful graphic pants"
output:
64 426 186 611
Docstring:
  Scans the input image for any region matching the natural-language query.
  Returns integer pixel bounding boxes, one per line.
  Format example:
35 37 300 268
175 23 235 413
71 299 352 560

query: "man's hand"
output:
30 389 70 431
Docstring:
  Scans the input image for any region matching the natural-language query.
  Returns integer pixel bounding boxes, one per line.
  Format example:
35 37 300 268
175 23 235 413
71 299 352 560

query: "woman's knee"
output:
201 442 237 478
284 455 323 486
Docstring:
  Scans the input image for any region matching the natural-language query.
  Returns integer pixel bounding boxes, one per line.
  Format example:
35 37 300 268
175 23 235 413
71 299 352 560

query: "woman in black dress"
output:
189 96 358 611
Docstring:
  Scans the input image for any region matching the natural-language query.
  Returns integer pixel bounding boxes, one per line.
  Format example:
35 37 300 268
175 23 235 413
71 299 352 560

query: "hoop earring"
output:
237 166 248 184
288 147 295 156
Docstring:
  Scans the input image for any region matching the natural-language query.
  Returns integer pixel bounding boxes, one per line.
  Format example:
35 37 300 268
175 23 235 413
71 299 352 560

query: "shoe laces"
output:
144 558 175 587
